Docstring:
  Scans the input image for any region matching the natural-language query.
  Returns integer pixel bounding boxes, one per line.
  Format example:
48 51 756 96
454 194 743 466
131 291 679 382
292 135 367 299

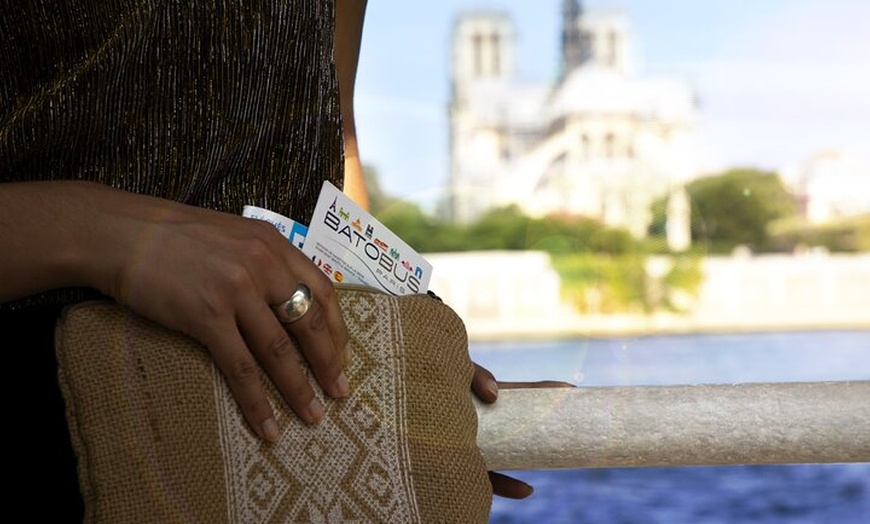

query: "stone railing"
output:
476 381 870 470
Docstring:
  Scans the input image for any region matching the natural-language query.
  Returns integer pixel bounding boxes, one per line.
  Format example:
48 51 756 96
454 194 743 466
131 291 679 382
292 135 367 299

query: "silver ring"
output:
276 283 312 323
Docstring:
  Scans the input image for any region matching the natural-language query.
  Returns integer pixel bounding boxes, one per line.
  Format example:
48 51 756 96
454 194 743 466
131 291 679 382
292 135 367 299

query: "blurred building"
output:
447 0 700 239
791 151 870 223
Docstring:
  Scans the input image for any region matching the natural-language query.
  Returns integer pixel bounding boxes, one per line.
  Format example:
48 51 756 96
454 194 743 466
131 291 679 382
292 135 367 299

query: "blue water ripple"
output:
476 331 870 523
490 464 870 523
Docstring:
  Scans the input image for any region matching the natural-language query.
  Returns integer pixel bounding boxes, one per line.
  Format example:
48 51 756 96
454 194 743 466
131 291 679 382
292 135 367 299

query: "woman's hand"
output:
0 181 350 442
471 362 575 499
99 188 352 442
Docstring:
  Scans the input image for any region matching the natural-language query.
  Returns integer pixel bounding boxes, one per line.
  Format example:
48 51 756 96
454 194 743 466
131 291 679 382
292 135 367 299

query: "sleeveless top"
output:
0 0 345 309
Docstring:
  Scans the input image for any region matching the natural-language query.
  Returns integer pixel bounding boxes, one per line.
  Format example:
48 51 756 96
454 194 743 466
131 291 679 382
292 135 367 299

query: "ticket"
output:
242 205 308 250
302 181 431 296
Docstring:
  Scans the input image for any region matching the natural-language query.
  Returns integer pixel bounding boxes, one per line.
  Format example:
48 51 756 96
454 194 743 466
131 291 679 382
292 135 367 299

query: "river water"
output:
470 330 870 523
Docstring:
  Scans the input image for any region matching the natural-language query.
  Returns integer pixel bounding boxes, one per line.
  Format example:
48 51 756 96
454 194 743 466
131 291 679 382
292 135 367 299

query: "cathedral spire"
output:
561 0 584 77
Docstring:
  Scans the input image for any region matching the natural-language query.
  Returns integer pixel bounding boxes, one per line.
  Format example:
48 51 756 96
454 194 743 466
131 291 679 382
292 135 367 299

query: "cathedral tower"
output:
448 12 516 223
560 0 631 77
446 3 695 232
561 0 585 77
451 11 515 89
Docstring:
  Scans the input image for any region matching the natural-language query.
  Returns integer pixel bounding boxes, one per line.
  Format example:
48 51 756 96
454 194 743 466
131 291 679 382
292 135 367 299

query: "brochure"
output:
242 205 308 250
302 181 431 296
243 182 431 296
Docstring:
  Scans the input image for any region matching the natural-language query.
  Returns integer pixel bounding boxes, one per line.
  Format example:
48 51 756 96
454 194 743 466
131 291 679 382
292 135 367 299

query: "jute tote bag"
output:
55 286 492 523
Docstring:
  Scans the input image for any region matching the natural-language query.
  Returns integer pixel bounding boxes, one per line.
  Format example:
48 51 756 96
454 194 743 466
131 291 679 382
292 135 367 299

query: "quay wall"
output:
424 252 870 340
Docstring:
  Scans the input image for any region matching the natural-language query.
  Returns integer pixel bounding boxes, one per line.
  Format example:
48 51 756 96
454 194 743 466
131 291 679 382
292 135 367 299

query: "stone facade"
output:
447 1 699 241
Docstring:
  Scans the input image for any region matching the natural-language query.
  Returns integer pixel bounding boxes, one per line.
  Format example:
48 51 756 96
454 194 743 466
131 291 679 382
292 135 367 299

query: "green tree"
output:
365 165 640 255
375 199 438 252
647 196 667 238
363 165 391 215
527 214 637 255
686 168 797 252
464 205 532 250
768 213 870 252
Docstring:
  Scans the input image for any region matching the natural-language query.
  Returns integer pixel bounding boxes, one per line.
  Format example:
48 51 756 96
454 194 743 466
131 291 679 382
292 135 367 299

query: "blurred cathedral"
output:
447 0 699 244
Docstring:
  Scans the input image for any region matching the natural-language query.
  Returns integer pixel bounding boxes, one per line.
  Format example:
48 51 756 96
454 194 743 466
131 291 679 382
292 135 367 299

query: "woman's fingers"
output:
498 380 576 389
229 230 351 433
270 249 351 398
237 301 329 427
488 471 534 499
279 259 351 371
472 362 500 403
198 320 283 442
277 296 350 399
474 362 571 501
473 362 575 403
211 279 350 439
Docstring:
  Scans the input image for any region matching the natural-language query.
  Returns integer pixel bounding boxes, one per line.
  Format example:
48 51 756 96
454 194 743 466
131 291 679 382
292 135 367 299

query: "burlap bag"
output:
55 286 492 523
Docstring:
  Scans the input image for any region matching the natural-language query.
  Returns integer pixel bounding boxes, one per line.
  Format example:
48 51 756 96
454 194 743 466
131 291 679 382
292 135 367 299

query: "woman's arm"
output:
0 181 351 441
335 0 370 210
0 181 99 302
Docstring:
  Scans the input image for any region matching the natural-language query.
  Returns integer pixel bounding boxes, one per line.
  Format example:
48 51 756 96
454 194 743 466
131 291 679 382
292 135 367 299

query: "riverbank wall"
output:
425 251 870 341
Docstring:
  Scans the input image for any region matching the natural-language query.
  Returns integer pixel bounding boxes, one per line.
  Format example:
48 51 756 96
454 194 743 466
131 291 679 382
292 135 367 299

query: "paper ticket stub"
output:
302 181 431 296
242 205 308 249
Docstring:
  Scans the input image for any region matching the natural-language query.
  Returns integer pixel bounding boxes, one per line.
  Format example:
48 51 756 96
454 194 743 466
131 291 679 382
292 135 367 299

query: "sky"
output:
353 0 870 208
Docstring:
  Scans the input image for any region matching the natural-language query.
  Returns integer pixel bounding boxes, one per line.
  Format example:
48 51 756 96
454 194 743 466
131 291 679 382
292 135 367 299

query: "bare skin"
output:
0 0 370 446
0 181 559 499
0 0 558 502
336 0 371 211
0 181 350 442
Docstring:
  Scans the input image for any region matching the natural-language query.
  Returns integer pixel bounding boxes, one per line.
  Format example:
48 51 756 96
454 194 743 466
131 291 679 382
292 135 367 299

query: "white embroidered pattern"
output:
214 291 420 523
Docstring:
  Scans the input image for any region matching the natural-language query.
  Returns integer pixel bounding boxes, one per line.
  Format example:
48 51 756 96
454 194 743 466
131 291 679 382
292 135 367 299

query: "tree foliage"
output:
376 199 466 253
364 164 702 312
768 213 870 253
688 168 797 252
464 205 532 251
377 201 641 255
369 164 802 256
365 159 641 255
649 168 798 253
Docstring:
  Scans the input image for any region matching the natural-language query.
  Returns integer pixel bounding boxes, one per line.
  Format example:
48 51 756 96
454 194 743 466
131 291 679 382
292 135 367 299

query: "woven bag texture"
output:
55 287 492 523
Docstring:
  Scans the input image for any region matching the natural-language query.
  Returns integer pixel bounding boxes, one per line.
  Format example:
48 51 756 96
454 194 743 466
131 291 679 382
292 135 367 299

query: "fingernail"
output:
308 397 324 423
343 343 353 366
334 372 349 397
521 483 535 498
487 379 499 399
261 418 280 442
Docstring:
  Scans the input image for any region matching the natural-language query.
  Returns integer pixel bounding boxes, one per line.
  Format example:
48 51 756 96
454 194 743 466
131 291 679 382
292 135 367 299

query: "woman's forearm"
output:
0 181 119 302
0 179 354 440
335 0 369 210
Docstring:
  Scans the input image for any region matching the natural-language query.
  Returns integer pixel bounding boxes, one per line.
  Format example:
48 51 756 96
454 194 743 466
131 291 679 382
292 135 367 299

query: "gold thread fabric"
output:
0 0 344 309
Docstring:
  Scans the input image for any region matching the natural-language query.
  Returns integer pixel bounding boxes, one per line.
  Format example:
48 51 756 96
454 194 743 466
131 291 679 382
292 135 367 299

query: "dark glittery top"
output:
0 0 345 309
